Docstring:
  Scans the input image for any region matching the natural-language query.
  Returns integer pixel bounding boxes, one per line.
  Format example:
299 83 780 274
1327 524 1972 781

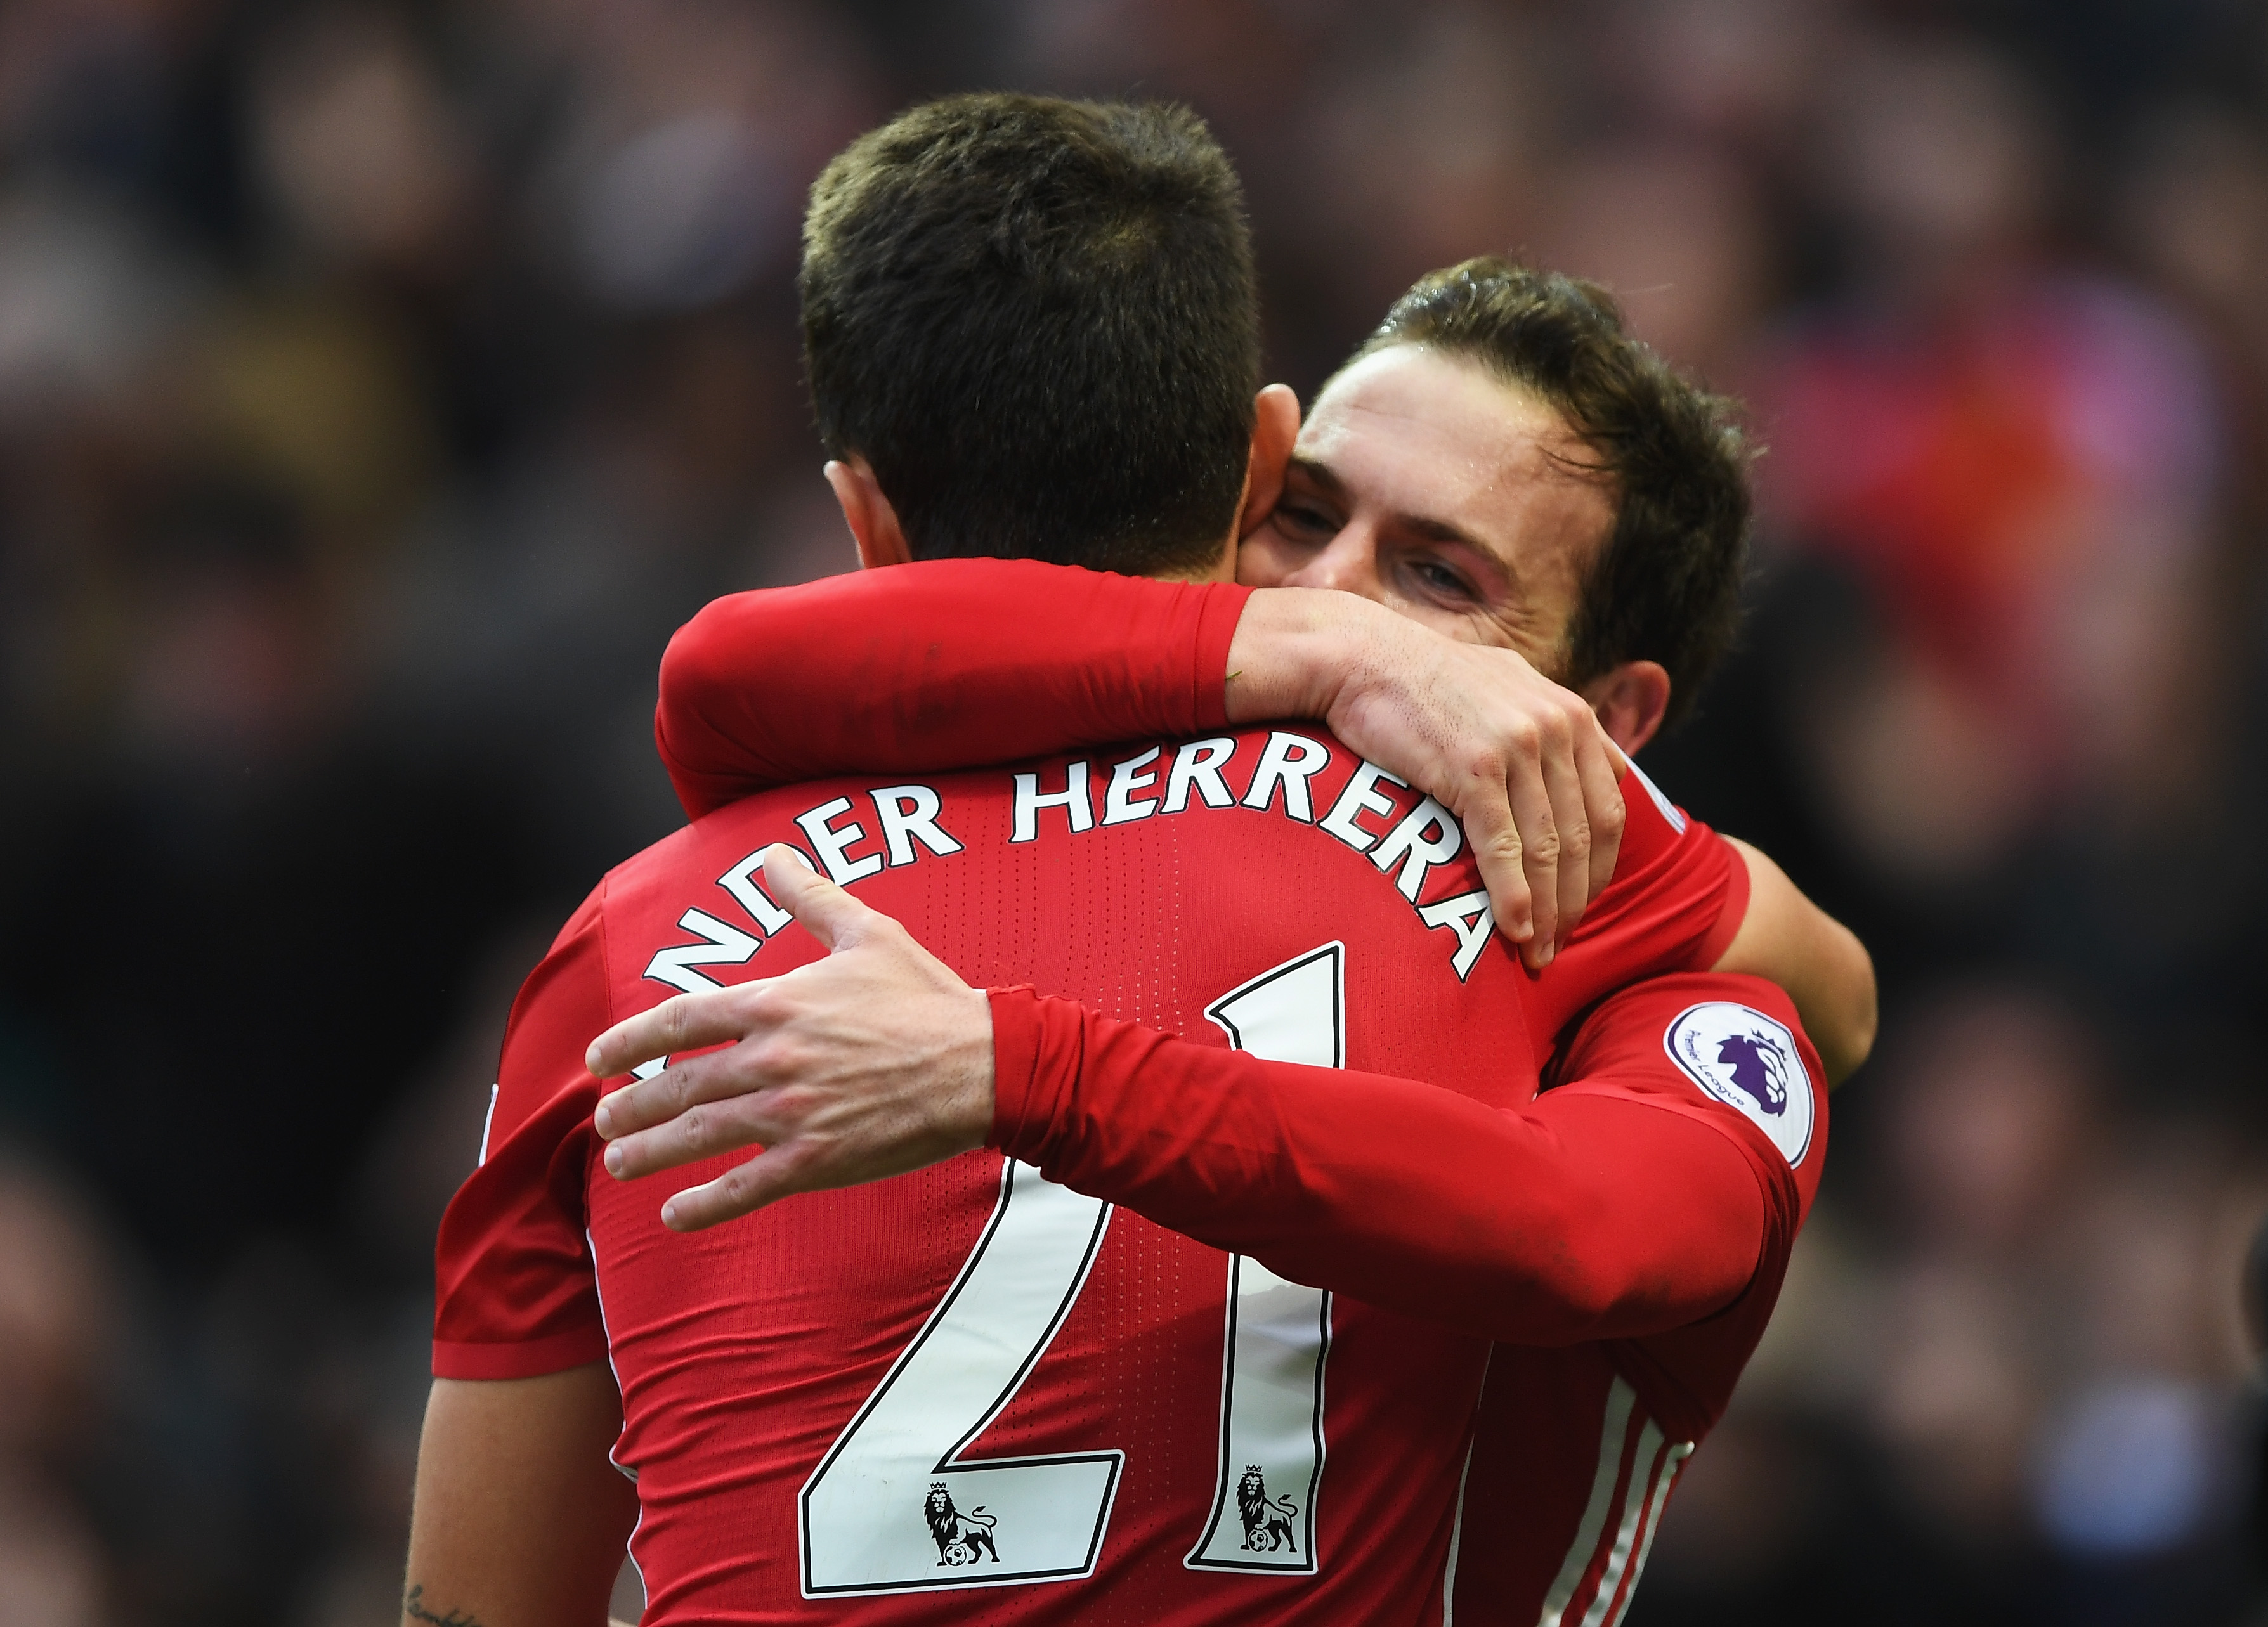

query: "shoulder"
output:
1549 971 1827 1205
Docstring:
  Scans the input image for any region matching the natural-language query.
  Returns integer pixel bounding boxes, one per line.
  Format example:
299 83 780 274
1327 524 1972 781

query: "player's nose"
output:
1279 527 1384 602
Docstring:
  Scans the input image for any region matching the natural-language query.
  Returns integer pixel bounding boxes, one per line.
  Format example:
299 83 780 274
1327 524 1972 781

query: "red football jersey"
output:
442 727 1556 1623
633 561 1825 1621
984 969 1827 1624
649 559 1752 1072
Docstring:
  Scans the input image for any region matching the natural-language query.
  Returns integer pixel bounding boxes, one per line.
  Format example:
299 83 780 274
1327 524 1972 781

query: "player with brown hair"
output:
407 95 1858 1627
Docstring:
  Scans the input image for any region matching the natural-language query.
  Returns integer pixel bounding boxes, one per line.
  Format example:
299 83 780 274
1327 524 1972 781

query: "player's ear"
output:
826 455 915 570
1234 384 1301 541
1582 659 1671 755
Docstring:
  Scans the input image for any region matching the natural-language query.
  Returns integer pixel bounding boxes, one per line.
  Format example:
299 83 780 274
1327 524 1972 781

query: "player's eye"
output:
1409 557 1475 602
1274 502 1336 539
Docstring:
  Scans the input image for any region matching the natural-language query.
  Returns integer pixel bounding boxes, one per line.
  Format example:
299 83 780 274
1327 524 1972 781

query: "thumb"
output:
762 843 873 952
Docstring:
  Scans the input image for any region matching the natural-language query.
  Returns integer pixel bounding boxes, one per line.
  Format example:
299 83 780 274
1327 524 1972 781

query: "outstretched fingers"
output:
592 997 799 1144
760 843 882 952
598 1055 797 1177
658 1140 828 1231
587 981 783 1082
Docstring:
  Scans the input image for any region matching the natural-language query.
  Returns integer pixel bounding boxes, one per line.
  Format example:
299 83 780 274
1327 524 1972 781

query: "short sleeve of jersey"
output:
1523 765 1749 1064
431 886 613 1379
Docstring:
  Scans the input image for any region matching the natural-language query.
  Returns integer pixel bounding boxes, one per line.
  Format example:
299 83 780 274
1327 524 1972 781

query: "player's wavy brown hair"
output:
801 94 1260 578
1349 257 1754 730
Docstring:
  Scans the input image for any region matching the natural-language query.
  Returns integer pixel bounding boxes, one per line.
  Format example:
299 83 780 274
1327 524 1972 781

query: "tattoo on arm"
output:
403 1584 483 1626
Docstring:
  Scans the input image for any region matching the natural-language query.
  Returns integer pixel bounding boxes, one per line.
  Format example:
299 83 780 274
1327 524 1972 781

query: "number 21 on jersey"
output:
798 945 1345 1595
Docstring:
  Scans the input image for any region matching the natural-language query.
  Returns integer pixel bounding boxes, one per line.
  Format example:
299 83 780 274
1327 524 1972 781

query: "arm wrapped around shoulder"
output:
656 560 1251 816
988 969 1825 1345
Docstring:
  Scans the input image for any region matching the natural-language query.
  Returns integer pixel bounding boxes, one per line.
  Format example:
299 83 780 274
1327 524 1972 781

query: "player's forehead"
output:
1296 346 1600 555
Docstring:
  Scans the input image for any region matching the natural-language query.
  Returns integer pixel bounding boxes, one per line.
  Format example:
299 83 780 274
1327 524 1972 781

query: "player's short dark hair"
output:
800 94 1260 578
1349 257 1753 730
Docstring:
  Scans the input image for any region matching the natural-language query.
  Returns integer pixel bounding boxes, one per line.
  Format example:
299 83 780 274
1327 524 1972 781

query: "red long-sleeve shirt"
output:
434 723 1823 1624
649 558 1752 1065
656 559 1252 818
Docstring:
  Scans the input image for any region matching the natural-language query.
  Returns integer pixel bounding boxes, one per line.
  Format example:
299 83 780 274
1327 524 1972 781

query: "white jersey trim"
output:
1536 1377 1695 1627
1605 1442 1691 1627
1438 1346 1489 1626
1579 1417 1665 1627
1625 761 1687 834
1538 1377 1636 1626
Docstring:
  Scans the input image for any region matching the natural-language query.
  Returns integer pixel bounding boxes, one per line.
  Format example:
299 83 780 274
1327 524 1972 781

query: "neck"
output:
1147 535 1240 585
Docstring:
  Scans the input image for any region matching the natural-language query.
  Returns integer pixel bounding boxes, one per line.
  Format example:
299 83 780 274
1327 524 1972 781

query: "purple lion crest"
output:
1712 1032 1790 1117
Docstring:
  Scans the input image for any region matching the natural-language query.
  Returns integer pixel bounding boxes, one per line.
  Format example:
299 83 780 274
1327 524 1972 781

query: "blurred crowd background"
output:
0 0 2263 1621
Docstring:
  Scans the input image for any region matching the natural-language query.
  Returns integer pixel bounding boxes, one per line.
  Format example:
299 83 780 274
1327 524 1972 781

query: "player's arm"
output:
587 857 1809 1345
657 559 1621 962
416 893 632 1624
655 559 1252 816
1713 839 1875 1083
982 980 1794 1343
403 1364 638 1627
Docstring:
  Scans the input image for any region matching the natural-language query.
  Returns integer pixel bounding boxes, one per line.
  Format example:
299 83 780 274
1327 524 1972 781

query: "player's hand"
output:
584 846 996 1231
1232 592 1624 968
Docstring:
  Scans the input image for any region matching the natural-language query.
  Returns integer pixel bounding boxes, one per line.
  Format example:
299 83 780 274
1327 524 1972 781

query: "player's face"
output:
1235 345 1615 677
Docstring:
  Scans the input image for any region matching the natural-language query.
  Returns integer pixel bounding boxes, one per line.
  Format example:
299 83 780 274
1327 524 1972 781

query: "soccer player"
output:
590 259 1860 1626
641 258 1874 1084
409 98 1838 1627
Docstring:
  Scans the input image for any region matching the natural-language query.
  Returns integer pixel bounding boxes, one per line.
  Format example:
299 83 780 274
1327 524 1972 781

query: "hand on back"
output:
586 846 996 1231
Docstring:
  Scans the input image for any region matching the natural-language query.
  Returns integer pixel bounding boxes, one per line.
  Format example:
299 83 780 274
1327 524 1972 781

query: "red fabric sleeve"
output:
432 890 613 1380
1524 773 1745 1067
986 971 1822 1348
1558 975 1827 1439
656 559 1253 817
1693 836 1752 969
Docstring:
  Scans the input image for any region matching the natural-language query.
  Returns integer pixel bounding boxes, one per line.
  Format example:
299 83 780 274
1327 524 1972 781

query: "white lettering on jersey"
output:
1663 1002 1815 1165
1370 796 1461 901
1319 760 1407 852
663 734 1508 990
642 908 764 994
1240 732 1332 822
797 797 887 886
800 1160 1123 1595
1161 737 1237 812
718 846 798 933
1012 762 1094 842
1187 945 1341 1574
1100 748 1164 826
871 786 964 866
1416 890 1495 982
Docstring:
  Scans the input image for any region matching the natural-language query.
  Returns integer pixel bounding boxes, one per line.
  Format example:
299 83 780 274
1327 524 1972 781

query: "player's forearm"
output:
989 990 1764 1344
404 1368 637 1627
655 560 1249 816
1218 585 1391 723
1711 840 1876 1084
1781 912 1874 1084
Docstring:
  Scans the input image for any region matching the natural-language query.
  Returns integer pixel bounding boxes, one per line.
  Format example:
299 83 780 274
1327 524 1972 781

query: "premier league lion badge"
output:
1664 1002 1815 1165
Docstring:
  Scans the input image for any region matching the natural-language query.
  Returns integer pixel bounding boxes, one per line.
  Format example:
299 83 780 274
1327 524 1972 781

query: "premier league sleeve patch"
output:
1663 1002 1815 1166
